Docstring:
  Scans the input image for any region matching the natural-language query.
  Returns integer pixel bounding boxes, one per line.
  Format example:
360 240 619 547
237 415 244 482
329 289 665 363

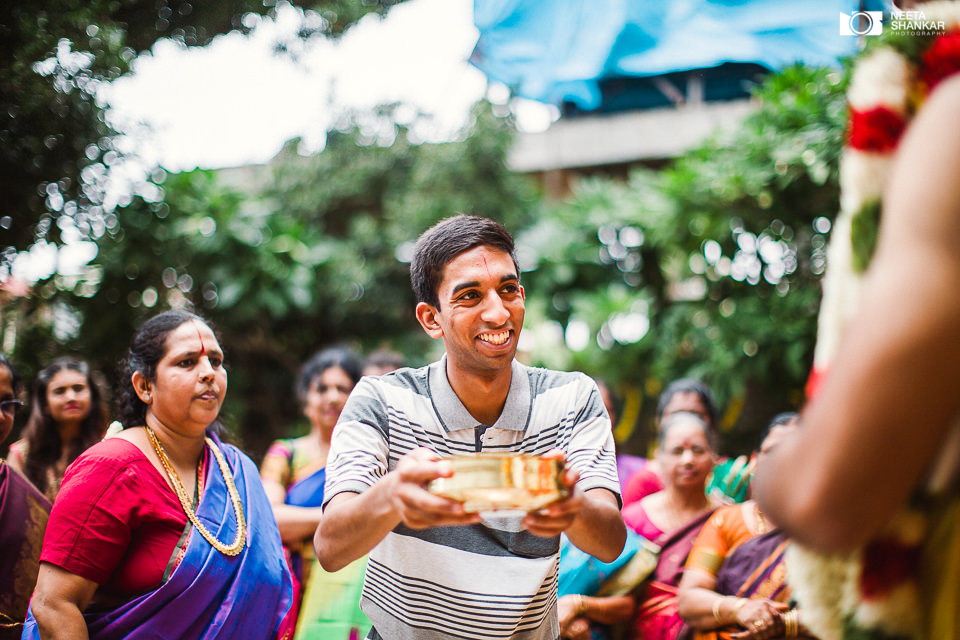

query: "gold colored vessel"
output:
428 454 568 512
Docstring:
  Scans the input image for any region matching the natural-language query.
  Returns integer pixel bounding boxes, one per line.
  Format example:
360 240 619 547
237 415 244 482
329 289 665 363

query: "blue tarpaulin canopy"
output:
471 0 892 115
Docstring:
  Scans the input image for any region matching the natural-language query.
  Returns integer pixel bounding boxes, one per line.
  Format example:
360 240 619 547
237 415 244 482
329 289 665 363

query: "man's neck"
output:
445 361 513 426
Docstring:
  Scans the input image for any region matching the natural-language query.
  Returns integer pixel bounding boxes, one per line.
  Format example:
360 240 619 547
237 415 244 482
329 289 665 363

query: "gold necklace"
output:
145 425 247 556
753 501 768 535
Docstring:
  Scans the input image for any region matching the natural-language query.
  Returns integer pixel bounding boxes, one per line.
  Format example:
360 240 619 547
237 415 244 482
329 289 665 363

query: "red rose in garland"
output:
848 106 906 152
921 30 960 91
858 537 922 600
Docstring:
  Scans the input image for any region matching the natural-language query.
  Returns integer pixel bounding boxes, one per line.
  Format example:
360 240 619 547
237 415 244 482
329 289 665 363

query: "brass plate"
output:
428 454 568 512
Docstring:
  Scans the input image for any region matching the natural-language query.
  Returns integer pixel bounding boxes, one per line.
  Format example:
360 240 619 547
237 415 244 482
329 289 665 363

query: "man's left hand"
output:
522 450 582 537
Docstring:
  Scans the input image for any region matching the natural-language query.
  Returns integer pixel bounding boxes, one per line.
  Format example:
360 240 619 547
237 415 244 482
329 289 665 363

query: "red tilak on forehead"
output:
191 320 206 355
482 253 491 279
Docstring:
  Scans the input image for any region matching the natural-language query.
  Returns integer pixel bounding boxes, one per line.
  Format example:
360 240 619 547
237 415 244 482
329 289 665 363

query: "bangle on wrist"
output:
576 594 586 617
711 596 727 623
783 609 800 637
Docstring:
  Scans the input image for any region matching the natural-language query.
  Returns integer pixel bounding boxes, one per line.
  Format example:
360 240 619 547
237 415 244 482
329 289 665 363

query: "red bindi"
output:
192 320 206 356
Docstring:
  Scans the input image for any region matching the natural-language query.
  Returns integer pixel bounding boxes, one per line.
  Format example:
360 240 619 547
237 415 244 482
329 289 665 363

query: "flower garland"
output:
810 2 960 387
792 4 960 640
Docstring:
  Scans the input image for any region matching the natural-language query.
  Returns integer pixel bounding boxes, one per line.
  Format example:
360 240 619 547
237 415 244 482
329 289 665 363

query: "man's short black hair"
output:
410 214 519 309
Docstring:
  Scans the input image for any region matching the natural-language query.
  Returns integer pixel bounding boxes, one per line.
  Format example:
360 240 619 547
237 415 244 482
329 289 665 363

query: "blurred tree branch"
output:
0 0 404 269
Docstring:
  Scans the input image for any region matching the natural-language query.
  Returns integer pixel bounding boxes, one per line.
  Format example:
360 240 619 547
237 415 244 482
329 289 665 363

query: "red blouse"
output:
40 437 205 598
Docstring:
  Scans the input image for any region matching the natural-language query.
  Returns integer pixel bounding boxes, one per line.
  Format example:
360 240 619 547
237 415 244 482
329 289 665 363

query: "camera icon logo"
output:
839 10 884 36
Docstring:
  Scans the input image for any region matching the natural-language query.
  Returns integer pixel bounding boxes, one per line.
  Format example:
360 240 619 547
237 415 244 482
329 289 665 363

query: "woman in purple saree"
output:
0 462 50 640
1 354 51 640
692 529 792 640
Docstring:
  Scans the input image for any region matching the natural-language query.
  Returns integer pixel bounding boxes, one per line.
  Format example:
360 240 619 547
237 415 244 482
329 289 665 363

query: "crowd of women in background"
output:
1 314 810 640
556 380 814 640
0 309 812 640
0 310 405 640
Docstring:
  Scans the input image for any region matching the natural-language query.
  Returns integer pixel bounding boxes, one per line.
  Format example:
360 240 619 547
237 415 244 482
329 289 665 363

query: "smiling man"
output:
315 215 626 640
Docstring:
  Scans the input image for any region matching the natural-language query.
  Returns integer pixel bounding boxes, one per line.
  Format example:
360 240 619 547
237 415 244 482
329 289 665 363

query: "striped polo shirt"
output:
324 356 621 640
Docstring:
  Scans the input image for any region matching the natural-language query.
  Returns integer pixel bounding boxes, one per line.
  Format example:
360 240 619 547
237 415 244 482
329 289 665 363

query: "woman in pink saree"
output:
623 411 723 640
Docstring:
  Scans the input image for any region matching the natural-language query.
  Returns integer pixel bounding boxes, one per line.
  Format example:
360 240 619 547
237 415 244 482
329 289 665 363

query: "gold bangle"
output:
576 594 586 617
783 609 798 637
712 596 726 623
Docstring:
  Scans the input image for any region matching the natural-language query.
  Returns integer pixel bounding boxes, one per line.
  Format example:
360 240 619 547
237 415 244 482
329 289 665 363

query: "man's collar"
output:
429 355 531 432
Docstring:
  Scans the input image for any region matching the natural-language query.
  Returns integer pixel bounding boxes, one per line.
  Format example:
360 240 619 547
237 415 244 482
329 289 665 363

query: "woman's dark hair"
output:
116 309 220 429
296 346 363 405
21 357 109 494
410 214 519 309
757 411 799 449
658 411 718 453
656 378 720 429
363 349 406 375
0 353 21 396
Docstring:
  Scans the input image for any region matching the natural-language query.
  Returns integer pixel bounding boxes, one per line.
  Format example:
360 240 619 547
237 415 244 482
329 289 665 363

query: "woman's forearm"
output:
581 594 635 624
271 504 323 544
678 588 743 630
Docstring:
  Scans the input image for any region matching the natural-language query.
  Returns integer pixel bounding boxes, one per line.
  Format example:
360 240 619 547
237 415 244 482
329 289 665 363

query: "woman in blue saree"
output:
23 310 291 640
260 347 369 640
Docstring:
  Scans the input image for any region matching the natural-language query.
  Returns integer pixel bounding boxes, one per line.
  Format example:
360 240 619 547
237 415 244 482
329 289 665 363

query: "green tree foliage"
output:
519 65 847 453
4 60 847 461
17 102 536 457
0 0 402 267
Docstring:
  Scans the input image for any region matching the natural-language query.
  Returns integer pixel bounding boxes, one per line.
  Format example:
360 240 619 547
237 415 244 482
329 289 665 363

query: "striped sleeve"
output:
568 375 622 504
323 377 390 506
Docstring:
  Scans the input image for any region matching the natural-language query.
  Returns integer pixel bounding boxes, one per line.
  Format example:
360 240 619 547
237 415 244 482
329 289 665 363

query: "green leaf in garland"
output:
851 199 881 273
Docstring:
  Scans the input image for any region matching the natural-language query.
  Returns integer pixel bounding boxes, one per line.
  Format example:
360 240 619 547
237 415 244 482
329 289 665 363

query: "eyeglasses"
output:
0 399 23 417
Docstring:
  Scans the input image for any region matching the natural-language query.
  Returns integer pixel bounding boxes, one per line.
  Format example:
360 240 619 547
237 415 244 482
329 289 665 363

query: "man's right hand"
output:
387 447 482 529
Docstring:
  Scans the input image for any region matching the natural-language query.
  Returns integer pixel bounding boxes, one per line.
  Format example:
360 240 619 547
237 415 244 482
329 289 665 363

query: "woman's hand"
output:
561 617 592 640
730 599 789 640
557 594 591 640
557 594 583 630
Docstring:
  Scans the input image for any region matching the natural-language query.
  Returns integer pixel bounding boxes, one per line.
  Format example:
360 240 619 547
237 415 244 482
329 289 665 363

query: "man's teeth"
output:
480 331 509 345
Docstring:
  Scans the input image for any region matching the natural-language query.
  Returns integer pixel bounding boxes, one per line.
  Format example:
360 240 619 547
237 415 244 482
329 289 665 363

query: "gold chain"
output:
753 500 768 535
145 425 247 556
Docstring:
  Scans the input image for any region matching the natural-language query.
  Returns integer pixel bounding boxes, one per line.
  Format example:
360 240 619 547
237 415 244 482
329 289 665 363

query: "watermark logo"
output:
890 9 946 35
839 10 884 36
